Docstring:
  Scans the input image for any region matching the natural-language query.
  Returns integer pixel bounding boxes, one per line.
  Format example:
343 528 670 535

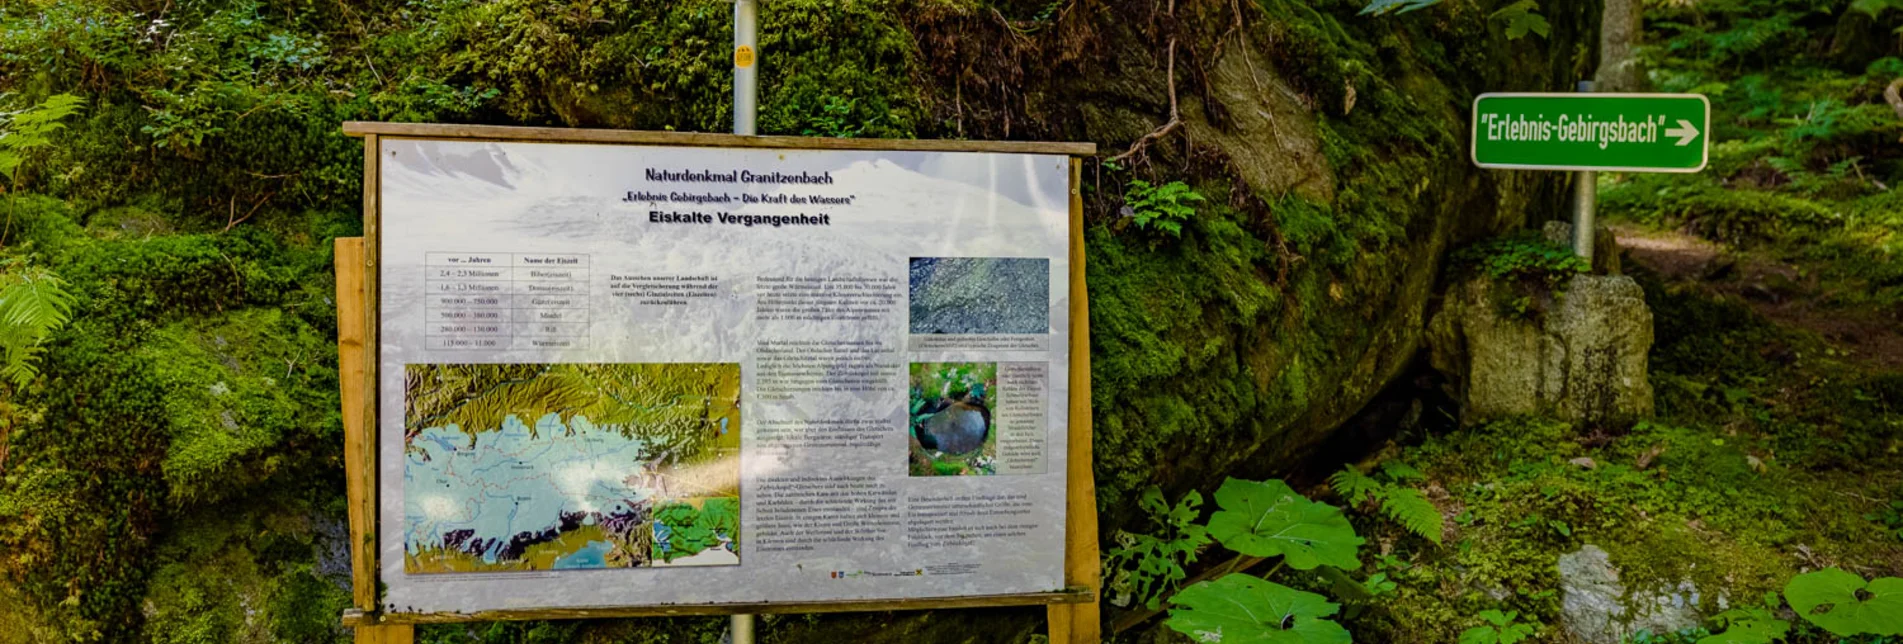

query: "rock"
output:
1570 456 1598 470
1557 545 1705 644
1428 273 1656 428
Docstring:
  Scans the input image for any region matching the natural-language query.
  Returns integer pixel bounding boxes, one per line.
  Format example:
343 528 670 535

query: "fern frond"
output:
1328 466 1385 506
0 268 76 389
1380 487 1444 545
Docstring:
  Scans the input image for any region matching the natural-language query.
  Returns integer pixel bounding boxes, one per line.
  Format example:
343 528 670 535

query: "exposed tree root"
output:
1109 38 1182 164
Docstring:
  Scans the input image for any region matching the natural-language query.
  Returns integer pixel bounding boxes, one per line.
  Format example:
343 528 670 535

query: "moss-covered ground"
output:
1332 284 1903 640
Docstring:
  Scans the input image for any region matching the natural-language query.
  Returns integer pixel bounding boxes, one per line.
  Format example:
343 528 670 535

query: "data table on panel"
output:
512 253 590 350
423 252 591 350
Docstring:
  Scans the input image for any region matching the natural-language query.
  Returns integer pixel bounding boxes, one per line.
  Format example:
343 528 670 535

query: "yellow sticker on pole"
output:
735 45 756 69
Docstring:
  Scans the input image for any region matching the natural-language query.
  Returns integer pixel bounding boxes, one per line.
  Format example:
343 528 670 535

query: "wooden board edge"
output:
340 121 1096 157
351 624 415 644
344 588 1093 626
335 236 374 613
1048 158 1102 643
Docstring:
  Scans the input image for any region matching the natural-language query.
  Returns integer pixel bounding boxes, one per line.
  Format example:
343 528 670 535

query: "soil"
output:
1612 224 1903 370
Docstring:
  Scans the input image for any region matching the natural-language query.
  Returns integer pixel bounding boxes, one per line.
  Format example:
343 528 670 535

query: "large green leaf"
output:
1696 608 1788 644
1783 568 1903 636
1207 478 1363 570
1165 574 1352 644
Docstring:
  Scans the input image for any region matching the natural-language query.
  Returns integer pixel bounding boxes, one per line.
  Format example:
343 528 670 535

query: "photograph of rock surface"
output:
908 257 1050 334
401 363 740 573
908 362 998 476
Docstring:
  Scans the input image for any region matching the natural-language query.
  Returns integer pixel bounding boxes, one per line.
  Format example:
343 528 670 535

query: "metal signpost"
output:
1471 89 1710 259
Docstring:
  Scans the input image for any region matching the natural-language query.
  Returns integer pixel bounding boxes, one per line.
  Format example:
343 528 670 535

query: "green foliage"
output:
1103 486 1212 610
1604 0 1903 313
799 95 874 138
1207 477 1364 570
0 259 73 388
1489 1 1551 40
0 93 82 186
1459 609 1536 644
1166 574 1352 644
1454 234 1590 285
418 622 587 644
1866 500 1903 540
1379 489 1445 547
1848 0 1903 17
1149 478 1371 640
1330 462 1444 545
1782 568 1903 636
1697 605 1790 644
1328 467 1386 507
1122 179 1205 238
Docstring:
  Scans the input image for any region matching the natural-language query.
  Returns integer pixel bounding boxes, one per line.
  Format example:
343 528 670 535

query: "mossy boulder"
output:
907 0 1602 528
1428 274 1657 428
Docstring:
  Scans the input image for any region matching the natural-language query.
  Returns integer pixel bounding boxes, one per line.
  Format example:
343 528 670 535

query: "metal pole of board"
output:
730 613 757 644
733 0 759 136
1573 80 1596 262
732 1 759 642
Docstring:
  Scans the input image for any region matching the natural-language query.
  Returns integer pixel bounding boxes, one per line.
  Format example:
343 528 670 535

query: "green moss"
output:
143 502 351 644
141 308 337 505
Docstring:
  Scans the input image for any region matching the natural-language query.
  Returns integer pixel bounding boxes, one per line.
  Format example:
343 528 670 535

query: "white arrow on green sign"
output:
1471 93 1711 173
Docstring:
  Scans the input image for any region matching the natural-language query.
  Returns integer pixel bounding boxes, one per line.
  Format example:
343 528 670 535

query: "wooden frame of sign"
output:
333 122 1100 643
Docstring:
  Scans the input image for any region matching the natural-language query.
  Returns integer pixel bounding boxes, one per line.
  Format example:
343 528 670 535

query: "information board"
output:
370 133 1080 616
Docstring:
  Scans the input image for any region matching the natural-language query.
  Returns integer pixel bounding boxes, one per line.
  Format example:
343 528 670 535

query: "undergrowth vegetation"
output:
1599 0 1903 310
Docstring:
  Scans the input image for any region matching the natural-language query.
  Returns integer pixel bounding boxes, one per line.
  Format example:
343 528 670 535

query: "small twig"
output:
224 191 274 232
1885 77 1903 121
1834 489 1886 504
1109 38 1182 164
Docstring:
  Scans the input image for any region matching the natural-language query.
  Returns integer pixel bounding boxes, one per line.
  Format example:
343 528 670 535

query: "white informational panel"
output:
375 138 1072 614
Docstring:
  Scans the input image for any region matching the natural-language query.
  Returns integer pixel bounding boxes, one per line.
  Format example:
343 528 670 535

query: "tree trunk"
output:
1596 0 1645 91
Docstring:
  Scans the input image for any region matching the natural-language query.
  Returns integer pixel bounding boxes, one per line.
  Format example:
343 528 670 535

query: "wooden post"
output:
1047 158 1101 643
338 236 413 643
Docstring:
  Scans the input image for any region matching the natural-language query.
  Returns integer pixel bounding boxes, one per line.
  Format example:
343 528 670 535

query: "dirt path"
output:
1612 224 1903 370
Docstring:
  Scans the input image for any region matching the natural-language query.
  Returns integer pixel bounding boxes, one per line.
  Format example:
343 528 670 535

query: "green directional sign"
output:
1471 93 1710 172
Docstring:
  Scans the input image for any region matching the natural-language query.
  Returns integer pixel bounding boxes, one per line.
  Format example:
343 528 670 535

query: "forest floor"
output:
1292 212 1903 642
1613 224 1903 370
